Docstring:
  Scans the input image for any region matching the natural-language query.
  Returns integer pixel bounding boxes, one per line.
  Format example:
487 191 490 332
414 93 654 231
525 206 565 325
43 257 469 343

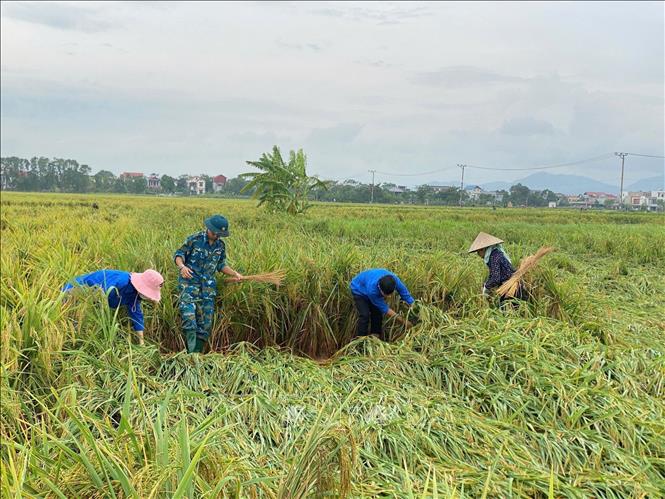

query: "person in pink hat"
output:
62 269 164 345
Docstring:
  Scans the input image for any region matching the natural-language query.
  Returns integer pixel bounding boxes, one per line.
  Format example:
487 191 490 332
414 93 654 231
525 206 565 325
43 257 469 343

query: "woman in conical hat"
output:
468 233 523 303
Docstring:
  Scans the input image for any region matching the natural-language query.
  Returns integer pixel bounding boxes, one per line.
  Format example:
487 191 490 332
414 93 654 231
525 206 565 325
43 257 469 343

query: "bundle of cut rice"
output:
237 270 286 286
497 246 554 298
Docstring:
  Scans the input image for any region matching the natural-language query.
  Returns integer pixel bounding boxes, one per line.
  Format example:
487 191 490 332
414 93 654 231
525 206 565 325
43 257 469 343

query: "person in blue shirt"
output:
62 269 164 345
349 268 415 340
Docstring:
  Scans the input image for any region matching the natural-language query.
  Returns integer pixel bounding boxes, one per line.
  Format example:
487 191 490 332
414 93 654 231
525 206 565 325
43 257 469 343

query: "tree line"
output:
0 156 252 196
1 155 564 207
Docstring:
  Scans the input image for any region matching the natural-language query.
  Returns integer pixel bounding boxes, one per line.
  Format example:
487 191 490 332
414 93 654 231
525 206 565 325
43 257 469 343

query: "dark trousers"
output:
353 294 383 338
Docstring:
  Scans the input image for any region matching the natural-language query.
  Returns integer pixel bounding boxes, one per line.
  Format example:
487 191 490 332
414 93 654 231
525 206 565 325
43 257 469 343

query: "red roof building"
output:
213 174 227 192
584 192 617 200
120 172 144 180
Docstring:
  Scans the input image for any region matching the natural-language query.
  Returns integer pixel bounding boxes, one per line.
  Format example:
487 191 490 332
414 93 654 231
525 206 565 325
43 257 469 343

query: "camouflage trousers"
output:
178 280 217 353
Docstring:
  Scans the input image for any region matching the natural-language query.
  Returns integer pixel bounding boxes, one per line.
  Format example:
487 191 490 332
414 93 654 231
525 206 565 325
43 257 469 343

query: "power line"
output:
465 153 614 171
613 151 665 208
372 152 614 177
374 166 456 177
623 152 665 159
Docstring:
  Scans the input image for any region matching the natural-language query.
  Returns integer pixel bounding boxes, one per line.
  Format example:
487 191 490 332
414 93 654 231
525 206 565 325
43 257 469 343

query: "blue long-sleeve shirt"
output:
62 270 145 331
484 249 515 290
350 268 414 315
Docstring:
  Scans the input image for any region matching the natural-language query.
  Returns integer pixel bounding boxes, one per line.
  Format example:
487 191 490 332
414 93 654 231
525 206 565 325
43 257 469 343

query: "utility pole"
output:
615 152 628 210
368 169 376 203
457 164 466 207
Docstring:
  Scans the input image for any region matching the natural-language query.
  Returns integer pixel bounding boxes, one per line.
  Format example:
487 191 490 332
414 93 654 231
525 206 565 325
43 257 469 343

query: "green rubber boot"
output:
193 338 207 353
184 330 197 353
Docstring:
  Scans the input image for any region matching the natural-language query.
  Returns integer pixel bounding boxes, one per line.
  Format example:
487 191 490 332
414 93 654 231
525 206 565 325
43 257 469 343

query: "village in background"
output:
1 156 663 211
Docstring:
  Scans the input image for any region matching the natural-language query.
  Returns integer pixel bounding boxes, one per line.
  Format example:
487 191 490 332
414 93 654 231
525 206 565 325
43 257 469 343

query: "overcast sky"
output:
1 1 663 186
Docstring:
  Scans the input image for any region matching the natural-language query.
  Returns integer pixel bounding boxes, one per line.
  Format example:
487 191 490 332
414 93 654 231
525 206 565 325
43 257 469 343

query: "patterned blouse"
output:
484 248 515 290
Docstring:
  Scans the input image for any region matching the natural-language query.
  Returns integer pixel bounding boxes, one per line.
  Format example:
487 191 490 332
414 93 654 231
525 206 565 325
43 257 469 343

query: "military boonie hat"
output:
205 215 229 237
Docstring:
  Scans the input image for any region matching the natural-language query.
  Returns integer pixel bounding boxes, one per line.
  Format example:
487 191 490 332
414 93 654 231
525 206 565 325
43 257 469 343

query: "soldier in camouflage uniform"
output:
174 215 243 353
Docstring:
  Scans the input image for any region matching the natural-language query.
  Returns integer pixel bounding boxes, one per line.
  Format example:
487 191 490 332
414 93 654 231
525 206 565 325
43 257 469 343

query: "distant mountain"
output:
421 173 663 195
479 180 512 191
481 172 619 195
626 176 664 191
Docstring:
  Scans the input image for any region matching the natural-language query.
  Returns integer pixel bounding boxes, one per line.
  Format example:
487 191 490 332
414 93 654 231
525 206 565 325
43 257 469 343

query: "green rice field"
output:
1 192 664 497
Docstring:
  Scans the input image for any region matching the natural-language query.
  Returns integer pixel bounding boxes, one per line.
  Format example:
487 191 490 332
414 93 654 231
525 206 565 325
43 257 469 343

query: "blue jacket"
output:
350 269 414 315
62 270 144 331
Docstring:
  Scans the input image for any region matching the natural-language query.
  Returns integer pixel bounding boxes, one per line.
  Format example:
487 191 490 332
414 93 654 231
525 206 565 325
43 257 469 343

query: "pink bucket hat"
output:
130 269 164 302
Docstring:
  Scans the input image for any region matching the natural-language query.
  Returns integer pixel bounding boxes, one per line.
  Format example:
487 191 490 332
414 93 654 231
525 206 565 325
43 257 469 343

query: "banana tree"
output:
241 146 329 214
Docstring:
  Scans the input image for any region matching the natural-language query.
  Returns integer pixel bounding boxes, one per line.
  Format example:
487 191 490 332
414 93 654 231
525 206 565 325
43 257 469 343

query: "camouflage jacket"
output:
174 231 227 285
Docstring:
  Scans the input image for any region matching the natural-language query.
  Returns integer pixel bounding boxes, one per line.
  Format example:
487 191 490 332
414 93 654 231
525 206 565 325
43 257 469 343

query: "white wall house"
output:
188 176 206 195
623 190 664 210
467 185 483 201
147 174 160 190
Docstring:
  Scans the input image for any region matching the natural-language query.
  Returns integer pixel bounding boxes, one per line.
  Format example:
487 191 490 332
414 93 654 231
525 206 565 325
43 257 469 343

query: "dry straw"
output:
238 269 286 286
497 246 555 297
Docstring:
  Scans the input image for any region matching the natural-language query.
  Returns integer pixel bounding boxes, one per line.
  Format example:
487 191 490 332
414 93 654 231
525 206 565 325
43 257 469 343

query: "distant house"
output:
427 184 455 193
388 185 409 194
623 190 664 211
584 192 617 205
147 174 160 190
655 190 665 203
467 185 483 201
566 195 587 207
120 172 144 180
212 175 227 193
187 176 206 195
548 201 557 208
465 186 503 204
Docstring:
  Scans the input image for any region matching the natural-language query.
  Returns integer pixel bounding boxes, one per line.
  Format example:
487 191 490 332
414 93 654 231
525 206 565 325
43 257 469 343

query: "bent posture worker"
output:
62 268 164 345
350 268 415 340
468 232 524 304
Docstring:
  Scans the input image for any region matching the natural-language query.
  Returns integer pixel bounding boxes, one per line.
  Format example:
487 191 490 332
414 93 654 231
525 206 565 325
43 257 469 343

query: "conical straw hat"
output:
468 232 504 253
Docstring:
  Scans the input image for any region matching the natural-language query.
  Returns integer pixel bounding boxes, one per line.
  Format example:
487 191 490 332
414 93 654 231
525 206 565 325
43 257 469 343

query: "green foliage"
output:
242 146 329 214
93 170 116 192
1 156 91 192
161 175 176 193
176 175 189 193
127 176 147 194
